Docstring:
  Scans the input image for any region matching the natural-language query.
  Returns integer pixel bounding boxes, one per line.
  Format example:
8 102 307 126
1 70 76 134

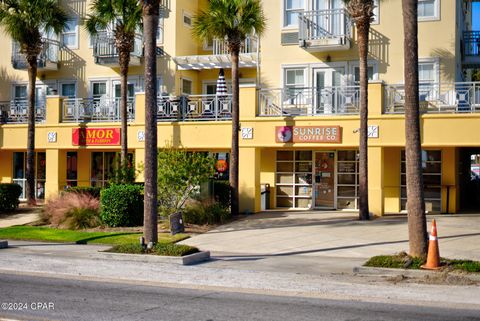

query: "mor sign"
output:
276 126 342 143
72 128 121 146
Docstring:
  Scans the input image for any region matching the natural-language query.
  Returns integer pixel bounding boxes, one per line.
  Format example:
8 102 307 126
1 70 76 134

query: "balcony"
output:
157 94 232 121
463 31 480 67
92 32 143 66
62 98 135 122
258 86 360 116
0 100 46 124
298 9 351 52
11 39 60 71
173 36 259 70
384 82 480 114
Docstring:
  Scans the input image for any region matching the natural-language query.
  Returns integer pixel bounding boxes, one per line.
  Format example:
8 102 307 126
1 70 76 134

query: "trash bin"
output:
261 183 271 210
170 211 185 235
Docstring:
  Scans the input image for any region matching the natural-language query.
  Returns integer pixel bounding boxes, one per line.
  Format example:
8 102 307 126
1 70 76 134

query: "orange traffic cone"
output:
421 219 441 270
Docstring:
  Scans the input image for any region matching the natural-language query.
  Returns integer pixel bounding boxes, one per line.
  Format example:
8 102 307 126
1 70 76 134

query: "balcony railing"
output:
157 94 232 121
212 35 259 55
298 9 351 51
463 31 480 57
12 39 60 71
62 98 135 122
0 100 46 124
385 82 480 114
93 32 143 66
258 86 360 116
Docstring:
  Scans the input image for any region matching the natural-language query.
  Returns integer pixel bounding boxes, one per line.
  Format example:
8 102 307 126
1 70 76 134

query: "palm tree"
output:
141 0 160 244
193 0 266 216
86 0 142 169
0 0 67 205
343 0 375 221
402 0 428 258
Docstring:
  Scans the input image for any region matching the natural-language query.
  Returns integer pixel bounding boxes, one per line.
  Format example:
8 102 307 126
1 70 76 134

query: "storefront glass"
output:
66 152 78 187
12 152 46 199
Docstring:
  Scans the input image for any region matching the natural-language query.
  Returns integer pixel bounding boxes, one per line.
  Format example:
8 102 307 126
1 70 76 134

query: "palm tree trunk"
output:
142 0 159 244
402 0 428 258
357 20 370 221
230 49 240 216
26 56 38 205
119 49 130 167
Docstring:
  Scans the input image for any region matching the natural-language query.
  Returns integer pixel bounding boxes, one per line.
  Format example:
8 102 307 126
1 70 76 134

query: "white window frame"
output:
372 0 380 25
181 77 193 95
62 18 79 49
283 0 306 29
157 17 164 44
418 0 440 22
283 67 307 89
349 60 379 85
59 81 77 99
418 57 440 84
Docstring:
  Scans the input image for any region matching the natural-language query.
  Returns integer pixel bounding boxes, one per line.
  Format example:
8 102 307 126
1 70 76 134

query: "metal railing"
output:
385 82 480 114
258 86 360 116
212 36 258 55
11 38 60 70
463 31 480 57
299 9 351 43
0 100 46 123
62 98 135 122
93 32 143 61
157 94 232 121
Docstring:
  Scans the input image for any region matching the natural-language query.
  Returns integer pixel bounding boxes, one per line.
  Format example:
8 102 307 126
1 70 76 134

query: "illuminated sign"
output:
72 128 121 146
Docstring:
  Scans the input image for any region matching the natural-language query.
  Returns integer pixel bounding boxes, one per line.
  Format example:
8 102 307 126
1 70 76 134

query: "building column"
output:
0 150 13 183
239 147 261 213
77 149 91 187
368 146 384 216
383 147 401 213
442 147 458 213
45 149 66 199
135 148 145 182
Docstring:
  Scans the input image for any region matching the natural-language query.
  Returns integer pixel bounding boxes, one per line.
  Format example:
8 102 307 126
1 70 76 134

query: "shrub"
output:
183 200 231 225
0 183 22 212
212 180 230 208
107 243 199 257
43 193 101 230
100 184 144 227
64 186 102 199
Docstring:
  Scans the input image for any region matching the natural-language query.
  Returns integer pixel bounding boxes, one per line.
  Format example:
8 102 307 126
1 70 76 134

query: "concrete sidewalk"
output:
0 206 41 228
181 211 480 261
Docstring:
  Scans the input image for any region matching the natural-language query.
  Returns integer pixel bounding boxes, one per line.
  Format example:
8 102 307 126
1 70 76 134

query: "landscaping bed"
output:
106 243 199 257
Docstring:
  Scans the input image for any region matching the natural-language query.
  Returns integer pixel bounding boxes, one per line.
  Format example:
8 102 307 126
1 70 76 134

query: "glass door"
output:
314 151 336 208
114 82 136 119
313 0 343 37
313 67 344 114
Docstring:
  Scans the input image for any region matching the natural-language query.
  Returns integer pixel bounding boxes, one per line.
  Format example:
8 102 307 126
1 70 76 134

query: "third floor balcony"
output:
11 39 60 71
463 31 480 67
92 32 143 67
298 9 352 52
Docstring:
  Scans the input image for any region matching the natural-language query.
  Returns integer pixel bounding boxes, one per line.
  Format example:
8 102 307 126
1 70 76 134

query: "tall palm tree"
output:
402 0 427 257
86 0 142 169
0 0 67 205
193 0 266 216
141 0 160 244
343 0 375 221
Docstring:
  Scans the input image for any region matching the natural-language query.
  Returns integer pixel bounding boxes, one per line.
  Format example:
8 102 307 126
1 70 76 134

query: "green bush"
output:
100 184 144 227
183 201 231 225
64 186 102 199
107 243 199 256
0 183 22 212
212 180 230 208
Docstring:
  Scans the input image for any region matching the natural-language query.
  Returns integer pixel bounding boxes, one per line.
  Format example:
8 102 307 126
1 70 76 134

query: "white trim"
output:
348 60 379 84
62 17 79 49
418 57 440 84
181 77 193 95
418 0 440 22
182 10 193 28
282 0 306 28
58 81 77 98
371 0 380 25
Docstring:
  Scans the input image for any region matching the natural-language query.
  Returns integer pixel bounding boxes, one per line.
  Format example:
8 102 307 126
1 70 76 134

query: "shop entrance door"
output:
314 151 336 208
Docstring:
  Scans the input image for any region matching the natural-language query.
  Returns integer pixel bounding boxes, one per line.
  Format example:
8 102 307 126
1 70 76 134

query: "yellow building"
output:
0 0 479 216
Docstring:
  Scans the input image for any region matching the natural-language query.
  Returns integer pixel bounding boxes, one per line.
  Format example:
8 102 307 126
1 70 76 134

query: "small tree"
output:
157 146 215 217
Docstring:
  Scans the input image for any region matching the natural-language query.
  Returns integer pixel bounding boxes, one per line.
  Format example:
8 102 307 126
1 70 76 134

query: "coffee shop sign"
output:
276 126 342 143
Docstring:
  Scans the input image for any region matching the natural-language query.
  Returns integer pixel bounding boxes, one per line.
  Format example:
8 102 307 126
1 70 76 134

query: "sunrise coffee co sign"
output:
275 126 342 143
72 128 121 146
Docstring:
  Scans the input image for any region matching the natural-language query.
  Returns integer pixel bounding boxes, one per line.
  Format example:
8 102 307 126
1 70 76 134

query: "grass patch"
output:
107 243 199 257
365 252 480 273
0 226 189 245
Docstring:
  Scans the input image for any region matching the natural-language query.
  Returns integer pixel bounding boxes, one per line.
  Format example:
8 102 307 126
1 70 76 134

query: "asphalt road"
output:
0 272 479 321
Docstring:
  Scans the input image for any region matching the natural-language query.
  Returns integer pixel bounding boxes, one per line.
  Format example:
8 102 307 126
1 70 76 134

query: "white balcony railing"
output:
12 38 60 70
157 94 232 121
62 98 135 122
212 35 259 55
0 100 46 123
385 82 480 114
258 86 360 116
298 9 351 48
93 32 143 65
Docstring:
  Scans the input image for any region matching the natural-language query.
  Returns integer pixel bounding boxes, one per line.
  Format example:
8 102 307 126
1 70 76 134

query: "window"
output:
372 0 380 24
61 83 76 98
14 85 27 100
418 0 439 20
92 82 107 99
12 152 46 199
66 152 78 187
337 150 359 210
418 63 435 84
353 66 374 84
62 18 78 48
182 78 192 95
157 18 164 44
285 68 306 88
284 0 305 27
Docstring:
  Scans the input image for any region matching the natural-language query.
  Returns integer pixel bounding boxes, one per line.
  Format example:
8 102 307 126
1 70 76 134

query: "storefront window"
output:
213 152 229 180
67 152 78 187
336 150 359 210
12 152 46 199
401 150 442 212
91 152 132 187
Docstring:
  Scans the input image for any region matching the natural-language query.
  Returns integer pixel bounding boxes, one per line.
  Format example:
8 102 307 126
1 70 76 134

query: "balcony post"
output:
46 95 62 124
368 80 384 116
239 85 258 119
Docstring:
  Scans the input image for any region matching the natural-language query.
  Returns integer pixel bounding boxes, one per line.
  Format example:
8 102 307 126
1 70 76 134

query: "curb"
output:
0 240 7 249
94 251 210 266
353 266 480 282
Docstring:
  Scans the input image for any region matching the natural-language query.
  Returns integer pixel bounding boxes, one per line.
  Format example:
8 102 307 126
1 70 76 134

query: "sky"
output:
473 2 480 30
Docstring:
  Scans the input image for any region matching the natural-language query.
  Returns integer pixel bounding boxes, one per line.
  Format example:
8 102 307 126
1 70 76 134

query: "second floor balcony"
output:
463 31 480 67
0 100 46 124
62 98 135 123
93 32 143 66
174 36 259 70
12 39 60 71
298 9 352 52
157 94 232 121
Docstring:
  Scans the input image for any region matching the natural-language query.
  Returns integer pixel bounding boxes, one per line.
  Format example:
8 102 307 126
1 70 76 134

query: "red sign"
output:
215 159 228 173
72 128 121 146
